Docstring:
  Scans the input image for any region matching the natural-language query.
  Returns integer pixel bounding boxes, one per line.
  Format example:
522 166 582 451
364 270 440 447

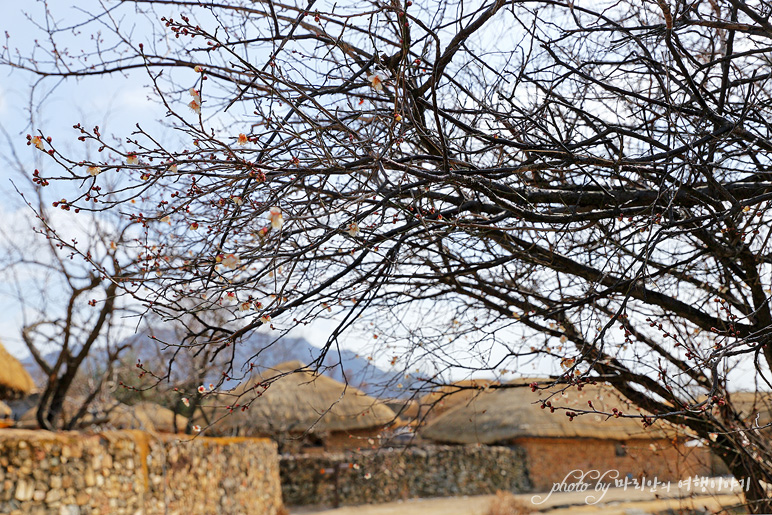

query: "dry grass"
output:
487 491 534 515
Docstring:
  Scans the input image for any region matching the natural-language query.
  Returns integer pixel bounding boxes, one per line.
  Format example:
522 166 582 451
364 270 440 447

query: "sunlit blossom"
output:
192 425 202 432
126 153 138 165
190 222 199 230
188 88 202 113
269 206 283 229
193 65 204 73
367 72 385 92
239 302 251 312
169 163 178 173
208 383 215 391
198 385 206 394
260 315 271 324
181 397 190 407
231 196 243 206
221 253 240 269
346 222 360 237
394 113 403 122
87 166 102 177
237 133 248 145
31 136 45 150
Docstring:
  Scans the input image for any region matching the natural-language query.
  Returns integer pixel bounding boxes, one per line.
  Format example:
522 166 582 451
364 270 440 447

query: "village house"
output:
0 340 35 428
0 340 35 402
201 360 397 452
420 379 714 491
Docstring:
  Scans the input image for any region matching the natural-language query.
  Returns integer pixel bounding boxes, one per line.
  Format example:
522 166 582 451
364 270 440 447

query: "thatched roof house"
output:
0 401 11 418
713 391 772 428
211 361 396 450
383 398 420 425
17 401 187 433
109 402 188 433
0 341 35 400
421 379 712 490
417 379 498 422
421 379 676 443
0 401 12 428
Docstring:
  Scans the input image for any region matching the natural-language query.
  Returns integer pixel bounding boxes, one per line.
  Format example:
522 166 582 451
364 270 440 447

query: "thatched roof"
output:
419 379 499 419
102 403 157 431
212 360 396 436
129 402 188 433
17 401 187 433
707 391 772 427
0 341 35 399
420 378 680 444
384 399 420 422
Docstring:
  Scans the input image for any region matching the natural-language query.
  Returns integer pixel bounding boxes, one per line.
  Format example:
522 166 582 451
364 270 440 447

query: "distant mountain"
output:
116 327 412 399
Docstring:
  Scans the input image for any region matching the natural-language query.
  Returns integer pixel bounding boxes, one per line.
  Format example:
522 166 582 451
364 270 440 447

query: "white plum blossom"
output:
367 72 385 92
189 88 202 113
221 253 241 269
269 206 283 229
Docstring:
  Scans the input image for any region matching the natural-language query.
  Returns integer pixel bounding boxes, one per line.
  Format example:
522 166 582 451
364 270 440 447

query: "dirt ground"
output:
291 483 746 515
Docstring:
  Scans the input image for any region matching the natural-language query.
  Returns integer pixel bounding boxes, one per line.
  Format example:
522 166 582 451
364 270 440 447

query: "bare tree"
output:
7 0 772 510
0 141 138 429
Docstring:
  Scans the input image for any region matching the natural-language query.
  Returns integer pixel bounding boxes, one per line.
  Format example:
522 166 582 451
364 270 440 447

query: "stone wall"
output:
280 444 529 507
0 429 283 515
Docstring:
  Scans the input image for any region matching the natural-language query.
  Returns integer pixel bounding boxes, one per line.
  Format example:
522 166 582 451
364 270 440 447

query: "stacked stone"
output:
0 430 145 515
146 436 283 515
0 430 283 515
280 444 530 507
